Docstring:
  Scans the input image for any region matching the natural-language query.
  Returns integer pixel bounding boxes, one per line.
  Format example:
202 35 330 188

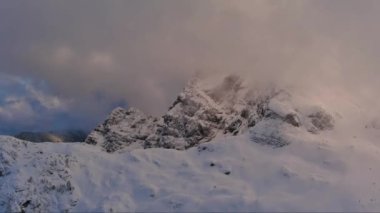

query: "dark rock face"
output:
284 113 301 127
250 132 290 148
85 75 335 152
307 109 335 133
85 107 159 152
85 75 273 152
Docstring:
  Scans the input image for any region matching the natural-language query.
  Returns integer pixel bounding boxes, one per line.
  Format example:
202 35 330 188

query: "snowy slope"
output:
1 75 380 212
1 121 380 212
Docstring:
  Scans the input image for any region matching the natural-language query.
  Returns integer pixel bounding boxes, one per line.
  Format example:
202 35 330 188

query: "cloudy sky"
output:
0 1 380 134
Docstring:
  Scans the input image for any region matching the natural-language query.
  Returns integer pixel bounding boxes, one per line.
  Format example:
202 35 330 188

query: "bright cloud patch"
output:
0 74 69 133
0 73 129 134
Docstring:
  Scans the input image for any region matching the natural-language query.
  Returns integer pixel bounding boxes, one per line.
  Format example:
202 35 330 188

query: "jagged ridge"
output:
85 75 335 152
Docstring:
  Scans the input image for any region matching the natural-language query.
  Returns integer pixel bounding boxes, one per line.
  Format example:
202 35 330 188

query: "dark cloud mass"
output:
0 1 380 134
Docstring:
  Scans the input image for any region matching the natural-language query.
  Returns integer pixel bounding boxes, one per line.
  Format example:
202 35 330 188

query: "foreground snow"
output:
1 75 380 212
1 121 380 212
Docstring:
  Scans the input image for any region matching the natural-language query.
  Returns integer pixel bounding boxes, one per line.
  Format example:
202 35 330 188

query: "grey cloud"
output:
0 0 380 129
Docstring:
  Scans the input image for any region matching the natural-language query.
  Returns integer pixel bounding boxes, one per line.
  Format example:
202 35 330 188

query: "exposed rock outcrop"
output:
85 75 335 152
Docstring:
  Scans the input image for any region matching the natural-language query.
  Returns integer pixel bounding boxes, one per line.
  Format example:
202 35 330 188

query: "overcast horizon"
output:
1 0 380 134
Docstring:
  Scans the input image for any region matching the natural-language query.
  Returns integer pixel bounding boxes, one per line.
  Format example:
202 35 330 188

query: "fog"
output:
0 0 379 133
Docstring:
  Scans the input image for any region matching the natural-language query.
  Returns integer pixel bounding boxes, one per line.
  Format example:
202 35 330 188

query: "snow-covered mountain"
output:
85 75 334 152
1 75 380 212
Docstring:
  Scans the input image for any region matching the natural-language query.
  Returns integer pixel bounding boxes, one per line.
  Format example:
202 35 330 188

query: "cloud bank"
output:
0 1 380 133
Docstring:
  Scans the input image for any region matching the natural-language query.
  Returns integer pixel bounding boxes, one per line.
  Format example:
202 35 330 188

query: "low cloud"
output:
0 1 380 132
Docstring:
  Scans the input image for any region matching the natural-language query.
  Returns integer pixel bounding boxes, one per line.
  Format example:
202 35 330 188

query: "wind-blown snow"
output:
1 113 380 212
85 75 336 152
1 75 380 212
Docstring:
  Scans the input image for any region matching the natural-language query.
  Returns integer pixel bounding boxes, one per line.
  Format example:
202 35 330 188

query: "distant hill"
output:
14 130 87 143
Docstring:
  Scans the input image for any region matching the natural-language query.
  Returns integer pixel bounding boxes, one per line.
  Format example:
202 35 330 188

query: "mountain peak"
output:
85 75 335 152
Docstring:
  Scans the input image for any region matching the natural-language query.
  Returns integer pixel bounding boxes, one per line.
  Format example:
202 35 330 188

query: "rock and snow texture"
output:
2 121 380 212
0 137 78 212
1 75 380 212
85 75 335 152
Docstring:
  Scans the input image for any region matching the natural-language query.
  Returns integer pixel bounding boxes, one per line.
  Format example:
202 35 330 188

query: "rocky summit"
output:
85 75 335 152
2 75 379 213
